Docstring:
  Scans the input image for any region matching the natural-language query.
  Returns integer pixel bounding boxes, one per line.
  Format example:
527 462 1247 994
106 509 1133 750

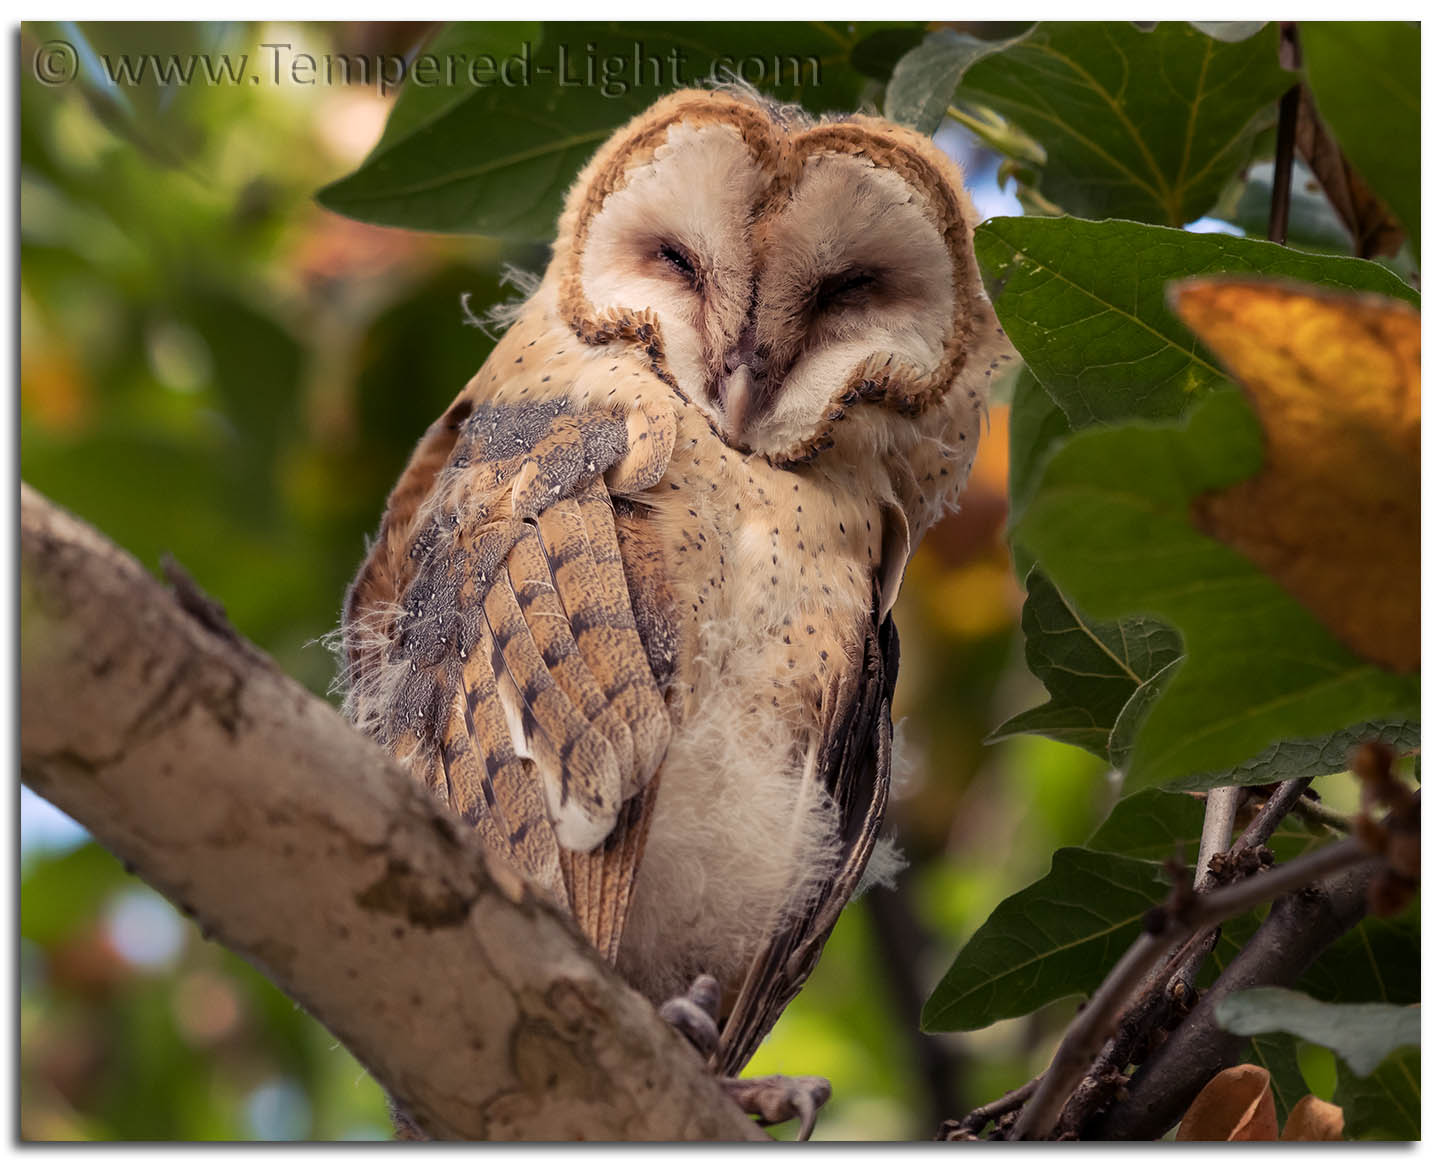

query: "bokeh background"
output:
23 20 1149 1141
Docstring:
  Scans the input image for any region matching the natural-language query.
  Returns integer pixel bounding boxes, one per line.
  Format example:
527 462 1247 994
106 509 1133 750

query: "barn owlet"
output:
341 86 1010 1133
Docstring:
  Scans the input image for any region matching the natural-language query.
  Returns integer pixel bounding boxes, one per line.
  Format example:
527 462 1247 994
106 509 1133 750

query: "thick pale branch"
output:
18 483 762 1142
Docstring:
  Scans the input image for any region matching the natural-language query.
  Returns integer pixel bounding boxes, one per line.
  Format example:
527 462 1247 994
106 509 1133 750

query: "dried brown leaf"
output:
1281 1094 1345 1141
1177 1063 1278 1141
1173 279 1420 672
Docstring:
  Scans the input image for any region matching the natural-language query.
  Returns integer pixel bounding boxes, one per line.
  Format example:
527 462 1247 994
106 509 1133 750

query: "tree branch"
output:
1267 22 1302 246
1195 786 1244 889
1008 835 1384 1139
1234 778 1311 850
18 482 763 1142
1093 858 1375 1140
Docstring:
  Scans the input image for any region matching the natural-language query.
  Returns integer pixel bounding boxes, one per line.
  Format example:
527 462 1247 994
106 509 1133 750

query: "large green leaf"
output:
1216 989 1419 1078
990 568 1181 759
1012 388 1419 791
974 216 1419 429
1166 719 1420 792
1335 1048 1421 1140
319 21 889 237
1005 365 1070 578
1299 899 1420 1008
952 23 1292 225
374 23 542 151
1006 364 1070 523
1302 22 1420 249
922 847 1165 1032
1085 786 1202 861
881 27 1019 135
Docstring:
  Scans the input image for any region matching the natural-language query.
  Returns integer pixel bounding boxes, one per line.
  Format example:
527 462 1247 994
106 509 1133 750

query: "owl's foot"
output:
658 973 831 1140
721 1074 832 1142
658 972 721 1058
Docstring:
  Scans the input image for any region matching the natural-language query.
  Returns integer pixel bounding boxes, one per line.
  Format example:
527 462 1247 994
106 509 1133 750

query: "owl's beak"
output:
716 365 755 445
714 328 760 445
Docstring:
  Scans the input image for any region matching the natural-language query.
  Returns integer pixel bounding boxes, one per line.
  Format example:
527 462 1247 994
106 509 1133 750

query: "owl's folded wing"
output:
342 393 677 961
714 607 898 1076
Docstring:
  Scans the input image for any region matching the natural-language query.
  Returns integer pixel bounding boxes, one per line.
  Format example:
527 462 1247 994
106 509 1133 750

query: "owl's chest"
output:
614 420 886 1002
640 414 881 719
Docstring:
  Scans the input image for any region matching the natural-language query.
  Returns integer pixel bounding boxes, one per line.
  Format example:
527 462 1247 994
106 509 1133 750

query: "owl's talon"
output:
658 972 721 1058
721 1074 832 1141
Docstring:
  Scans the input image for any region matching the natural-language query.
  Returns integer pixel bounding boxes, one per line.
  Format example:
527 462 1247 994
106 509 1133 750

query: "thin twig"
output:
939 1075 1041 1140
1291 795 1353 835
1171 777 1311 996
1008 836 1384 1139
1195 786 1244 888
1234 778 1310 851
1267 23 1303 245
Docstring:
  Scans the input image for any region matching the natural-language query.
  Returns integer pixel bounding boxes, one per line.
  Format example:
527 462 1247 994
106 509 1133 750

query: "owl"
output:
341 86 1009 1130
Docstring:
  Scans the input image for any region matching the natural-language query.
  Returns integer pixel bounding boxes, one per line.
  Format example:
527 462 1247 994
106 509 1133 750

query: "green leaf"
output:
1216 989 1419 1078
922 847 1165 1032
1334 1048 1421 1140
847 24 926 82
1300 899 1419 1007
1166 719 1420 792
974 216 1419 429
990 568 1182 759
374 23 542 151
1006 365 1070 577
1006 364 1071 523
953 22 1292 225
1106 657 1181 771
1086 786 1204 862
319 21 883 237
1302 22 1420 248
881 27 1018 135
1012 388 1420 791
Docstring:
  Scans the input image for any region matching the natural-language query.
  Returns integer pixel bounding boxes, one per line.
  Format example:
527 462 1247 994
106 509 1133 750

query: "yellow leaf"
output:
1176 1063 1278 1141
1171 278 1419 671
1281 1094 1345 1141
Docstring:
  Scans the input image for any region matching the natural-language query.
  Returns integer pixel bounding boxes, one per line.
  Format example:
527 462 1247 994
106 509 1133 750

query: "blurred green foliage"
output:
20 18 1420 1142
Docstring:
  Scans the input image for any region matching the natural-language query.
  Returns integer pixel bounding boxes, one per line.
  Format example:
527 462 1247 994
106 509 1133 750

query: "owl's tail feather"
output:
560 772 659 963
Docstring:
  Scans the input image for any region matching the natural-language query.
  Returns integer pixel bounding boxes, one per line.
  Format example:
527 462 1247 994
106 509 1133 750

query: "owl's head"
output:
548 87 1010 536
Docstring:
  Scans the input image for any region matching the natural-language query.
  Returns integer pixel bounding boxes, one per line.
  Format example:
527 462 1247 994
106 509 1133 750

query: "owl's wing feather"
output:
714 608 899 1077
343 393 677 958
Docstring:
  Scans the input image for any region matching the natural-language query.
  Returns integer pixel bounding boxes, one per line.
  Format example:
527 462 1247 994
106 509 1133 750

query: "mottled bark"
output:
19 482 763 1142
